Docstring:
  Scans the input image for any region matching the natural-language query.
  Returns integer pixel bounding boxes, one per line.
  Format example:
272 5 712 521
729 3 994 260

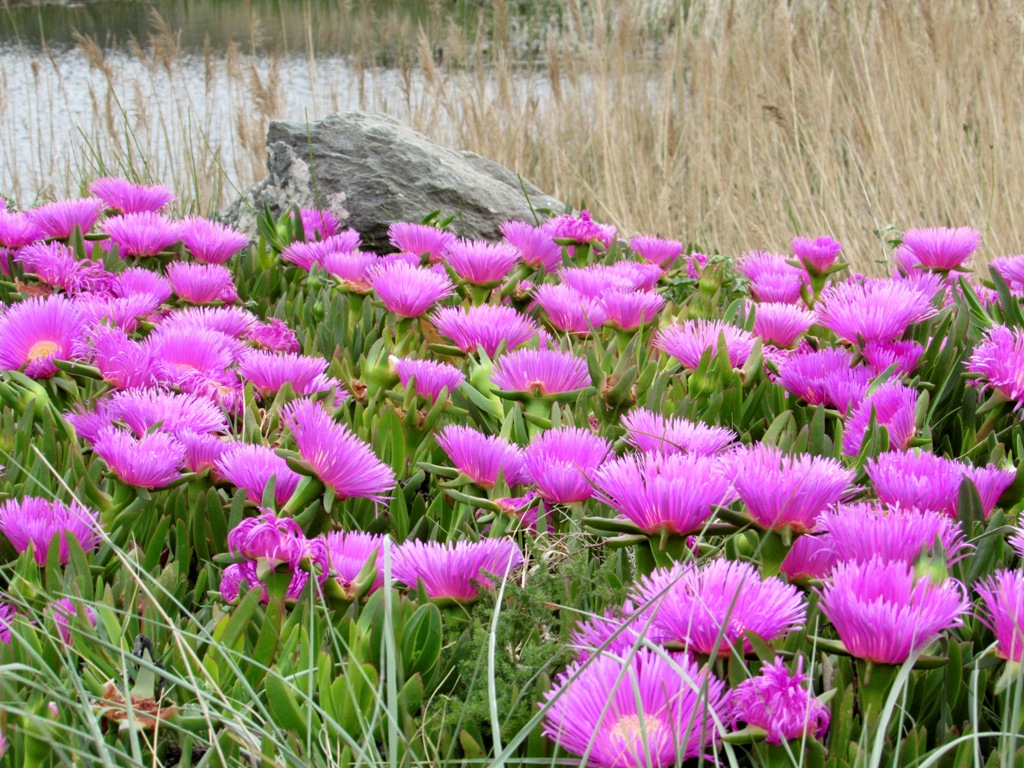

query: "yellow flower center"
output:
27 340 60 361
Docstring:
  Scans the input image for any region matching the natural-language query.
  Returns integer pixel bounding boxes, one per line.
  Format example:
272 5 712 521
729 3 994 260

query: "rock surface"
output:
222 112 563 249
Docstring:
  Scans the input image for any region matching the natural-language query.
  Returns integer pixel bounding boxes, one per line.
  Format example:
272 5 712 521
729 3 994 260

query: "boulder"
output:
221 112 563 250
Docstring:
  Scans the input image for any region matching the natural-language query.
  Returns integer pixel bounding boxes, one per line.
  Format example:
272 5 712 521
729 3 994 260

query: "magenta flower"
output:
393 538 523 602
815 277 940 346
630 234 683 269
179 216 249 263
387 222 456 262
730 445 854 533
282 400 396 502
217 445 302 506
0 497 101 565
968 325 1024 409
975 569 1024 663
753 302 815 348
227 511 307 569
739 251 806 304
320 531 387 597
542 649 728 768
491 348 590 395
0 295 87 378
621 408 736 456
500 220 561 272
819 558 969 664
602 289 666 331
866 451 963 517
0 209 43 248
549 210 616 248
393 357 465 403
593 453 735 535
817 503 968 567
294 208 341 240
92 427 185 488
247 318 301 353
793 235 843 273
237 350 332 396
101 212 181 257
437 425 526 488
112 266 174 305
442 238 520 285
862 339 923 376
779 534 838 582
963 464 1016 518
732 657 830 745
159 305 256 339
431 304 537 357
523 427 611 504
655 319 756 369
29 198 105 239
178 430 231 474
776 348 872 415
370 260 454 318
534 284 609 334
842 382 918 456
901 227 981 271
319 250 379 292
166 262 238 304
50 598 97 646
634 559 806 657
90 178 174 214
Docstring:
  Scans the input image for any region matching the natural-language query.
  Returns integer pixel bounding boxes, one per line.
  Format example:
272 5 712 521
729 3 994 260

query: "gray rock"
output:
222 112 563 250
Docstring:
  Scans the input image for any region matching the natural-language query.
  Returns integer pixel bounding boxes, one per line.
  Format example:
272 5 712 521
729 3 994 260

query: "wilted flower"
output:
630 234 683 269
179 216 249 263
436 425 526 488
541 649 728 768
227 511 307 569
621 408 736 456
842 382 918 456
282 399 396 502
50 598 97 646
90 178 174 214
975 569 1024 663
393 357 465 403
370 260 454 318
100 212 181 257
634 559 806 657
0 295 87 378
91 427 186 488
217 445 302 507
654 319 756 370
393 538 523 602
491 348 590 395
388 222 456 262
730 445 854 533
165 262 238 304
815 277 940 346
0 497 101 565
500 220 561 272
967 325 1024 409
819 557 969 664
793 235 843 273
523 427 611 504
431 304 538 356
593 453 735 535
534 284 609 334
732 657 831 745
900 227 981 271
29 198 105 239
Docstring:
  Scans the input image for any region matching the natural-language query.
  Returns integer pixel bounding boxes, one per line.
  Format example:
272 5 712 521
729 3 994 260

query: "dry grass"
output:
2 0 1024 269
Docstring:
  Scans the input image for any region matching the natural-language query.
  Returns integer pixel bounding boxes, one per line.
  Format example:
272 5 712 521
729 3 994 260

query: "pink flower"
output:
393 357 465 403
654 319 756 369
975 569 1024 663
436 425 526 488
90 178 174 214
491 348 590 395
621 408 736 456
523 428 611 504
29 198 105 239
431 304 538 356
0 295 87 378
166 262 238 304
900 227 981 271
0 497 101 565
500 220 561 272
732 657 830 744
819 558 969 664
179 216 249 263
393 538 523 602
100 212 182 257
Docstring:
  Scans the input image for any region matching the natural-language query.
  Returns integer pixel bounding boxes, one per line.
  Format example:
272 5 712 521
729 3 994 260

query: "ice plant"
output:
523 427 611 504
842 382 918 456
431 304 538 356
817 503 968 567
393 357 465 403
0 295 87 378
100 212 182 257
29 198 105 239
216 445 303 507
975 570 1024 663
602 289 666 331
730 445 854 533
752 302 815 348
226 511 308 570
436 425 526 488
392 538 523 602
900 227 981 271
91 428 186 489
282 399 396 502
967 325 1024 409
388 222 456 262
0 497 101 566
533 284 609 334
179 216 249 264
630 234 684 269
165 262 238 304
90 178 174 214
541 649 728 767
443 238 520 285
866 451 965 517
633 559 806 657
793 235 843 273
500 220 561 272
621 408 736 456
654 319 756 370
731 657 831 745
592 453 735 535
490 348 590 395
818 557 969 665
815 277 940 346
320 531 387 598
370 260 454 318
